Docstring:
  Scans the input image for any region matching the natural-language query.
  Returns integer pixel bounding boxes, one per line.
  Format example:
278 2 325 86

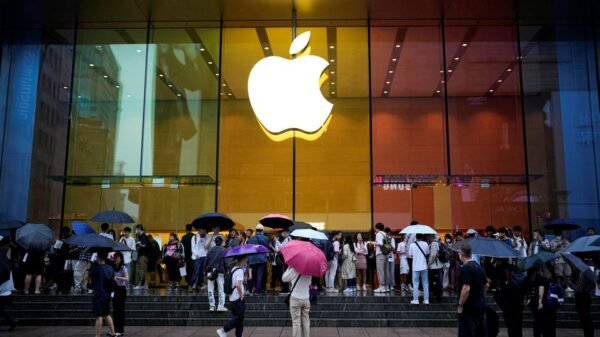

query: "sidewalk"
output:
4 326 590 337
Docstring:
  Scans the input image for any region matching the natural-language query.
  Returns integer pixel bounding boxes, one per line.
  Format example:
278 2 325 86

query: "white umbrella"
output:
290 229 328 241
400 224 437 235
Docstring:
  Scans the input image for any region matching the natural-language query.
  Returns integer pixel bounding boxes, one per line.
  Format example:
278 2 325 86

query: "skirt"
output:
355 254 367 270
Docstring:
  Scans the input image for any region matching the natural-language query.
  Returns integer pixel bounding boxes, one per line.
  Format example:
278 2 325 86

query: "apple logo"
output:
248 31 333 140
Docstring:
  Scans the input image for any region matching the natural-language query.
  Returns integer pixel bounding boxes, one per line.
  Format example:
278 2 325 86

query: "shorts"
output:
399 257 409 275
93 296 111 317
553 262 572 278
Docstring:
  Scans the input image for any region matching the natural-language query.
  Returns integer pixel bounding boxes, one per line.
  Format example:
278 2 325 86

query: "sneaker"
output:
410 299 419 305
342 288 352 293
209 306 215 312
566 287 574 292
423 300 430 305
374 287 385 293
216 328 227 337
217 307 227 312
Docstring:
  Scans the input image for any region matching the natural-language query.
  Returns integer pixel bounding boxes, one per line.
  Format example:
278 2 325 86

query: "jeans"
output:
208 274 225 308
290 296 310 337
376 255 388 288
325 259 338 289
135 256 148 286
248 263 265 294
224 299 245 337
458 312 487 337
113 286 127 333
412 269 429 301
575 292 594 337
189 257 206 287
429 268 443 302
388 260 395 289
73 260 89 292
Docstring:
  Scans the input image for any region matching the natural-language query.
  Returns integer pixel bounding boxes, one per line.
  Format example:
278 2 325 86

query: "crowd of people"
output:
1 220 598 337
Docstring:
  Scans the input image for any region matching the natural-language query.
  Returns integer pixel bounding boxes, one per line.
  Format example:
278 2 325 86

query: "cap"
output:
466 228 478 235
256 224 264 231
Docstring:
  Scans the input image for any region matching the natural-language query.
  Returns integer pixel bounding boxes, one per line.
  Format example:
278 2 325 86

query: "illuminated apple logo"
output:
248 31 333 140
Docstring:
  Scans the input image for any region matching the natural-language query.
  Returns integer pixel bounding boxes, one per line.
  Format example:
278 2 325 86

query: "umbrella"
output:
291 229 328 241
400 224 437 235
91 210 135 224
0 220 25 230
543 218 580 231
518 252 557 271
259 214 294 229
223 244 269 258
16 223 53 251
280 240 328 277
565 235 600 253
66 233 132 252
192 212 235 231
450 237 519 258
71 221 96 235
288 221 316 232
560 252 591 273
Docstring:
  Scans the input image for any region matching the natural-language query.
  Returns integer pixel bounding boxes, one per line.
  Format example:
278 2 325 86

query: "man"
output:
511 226 528 258
89 251 116 337
134 224 149 290
586 227 596 236
457 242 487 337
497 227 512 247
485 226 495 239
99 223 113 240
465 229 480 265
206 226 225 250
190 227 209 292
245 229 254 242
374 223 389 293
247 224 269 294
408 234 429 304
528 229 548 256
205 236 226 312
119 227 136 285
217 255 247 337
181 224 195 285
428 235 444 303
385 227 396 290
550 230 572 291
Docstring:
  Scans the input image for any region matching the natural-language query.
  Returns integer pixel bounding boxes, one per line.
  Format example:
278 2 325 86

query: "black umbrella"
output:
66 233 132 252
192 212 235 231
259 214 294 229
0 252 11 284
450 237 519 258
0 220 25 230
543 218 580 231
288 221 316 232
91 210 135 224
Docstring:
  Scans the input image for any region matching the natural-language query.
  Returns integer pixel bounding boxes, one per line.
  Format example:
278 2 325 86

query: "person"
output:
325 231 341 293
485 226 496 238
217 255 247 337
244 229 253 243
226 229 242 248
428 235 444 303
134 224 149 290
23 248 45 294
385 227 396 290
512 226 528 258
239 232 248 246
586 227 596 236
206 227 225 250
89 251 116 337
574 266 596 337
443 234 453 290
465 229 480 265
528 230 548 256
181 224 195 285
549 230 572 290
457 242 487 337
278 229 292 294
190 227 209 292
374 223 389 293
247 224 269 294
497 227 512 247
146 235 162 286
270 233 284 293
99 223 114 240
205 236 226 312
118 227 136 284
396 234 409 292
492 259 524 337
162 233 185 290
529 262 556 337
354 233 368 291
282 266 312 337
341 235 357 293
0 252 17 331
112 252 128 337
408 234 429 304
72 247 92 294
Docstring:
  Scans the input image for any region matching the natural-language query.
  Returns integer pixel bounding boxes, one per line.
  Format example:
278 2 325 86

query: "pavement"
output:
1 326 592 337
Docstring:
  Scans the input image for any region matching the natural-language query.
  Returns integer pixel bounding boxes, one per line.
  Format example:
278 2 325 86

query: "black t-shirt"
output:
90 264 115 298
458 260 487 314
532 273 550 303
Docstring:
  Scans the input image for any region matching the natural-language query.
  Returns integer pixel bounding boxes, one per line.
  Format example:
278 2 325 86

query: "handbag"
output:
284 276 301 306
206 267 218 281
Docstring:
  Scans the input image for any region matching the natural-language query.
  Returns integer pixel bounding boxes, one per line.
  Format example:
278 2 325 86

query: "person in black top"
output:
491 259 524 337
457 242 487 337
89 251 116 337
574 266 596 337
181 224 194 285
528 262 555 337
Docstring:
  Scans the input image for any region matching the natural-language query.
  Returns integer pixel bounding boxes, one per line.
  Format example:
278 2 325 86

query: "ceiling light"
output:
448 69 453 73
136 49 142 53
177 93 182 97
89 63 95 67
462 43 468 47
158 74 164 77
208 61 213 65
223 83 227 87
383 90 388 94
63 86 68 89
200 47 205 52
395 44 401 48
330 59 335 63
215 73 219 76
392 58 397 62
220 92 224 95
103 75 108 79
454 57 460 61
329 45 335 49
264 46 270 50
388 70 394 74
497 79 503 83
227 93 232 96
330 71 335 74
441 80 445 84
331 91 336 94
507 68 512 72
115 85 120 88
385 81 391 84
489 89 494 92
436 90 441 93
440 70 444 73
168 84 173 88
126 94 131 98
331 82 335 85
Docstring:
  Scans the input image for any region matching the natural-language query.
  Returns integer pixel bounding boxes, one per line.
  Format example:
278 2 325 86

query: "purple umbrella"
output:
223 244 269 258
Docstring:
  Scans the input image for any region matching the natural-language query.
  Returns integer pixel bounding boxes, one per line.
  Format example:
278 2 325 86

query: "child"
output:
217 255 247 337
396 234 409 292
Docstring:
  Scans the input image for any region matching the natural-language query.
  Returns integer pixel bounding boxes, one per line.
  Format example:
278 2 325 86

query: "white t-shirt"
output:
120 236 136 264
388 237 396 262
99 232 114 240
282 267 311 300
332 241 340 260
229 267 245 302
375 231 386 256
408 241 430 272
191 234 208 259
397 241 407 259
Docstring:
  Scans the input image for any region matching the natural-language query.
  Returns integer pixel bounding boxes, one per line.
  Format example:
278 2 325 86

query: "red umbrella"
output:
280 240 328 277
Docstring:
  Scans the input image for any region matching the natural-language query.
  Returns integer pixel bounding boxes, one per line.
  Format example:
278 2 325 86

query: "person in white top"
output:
385 227 396 291
99 223 114 240
217 256 247 337
511 225 528 258
325 232 342 292
189 228 209 291
282 267 312 337
396 234 409 292
408 234 430 304
119 227 136 285
374 223 390 293
427 235 444 303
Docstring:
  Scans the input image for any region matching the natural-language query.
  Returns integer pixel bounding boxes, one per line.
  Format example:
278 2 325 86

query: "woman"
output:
282 266 312 337
23 249 46 294
239 232 248 245
112 252 128 336
341 236 357 293
529 263 556 337
354 233 368 291
270 233 283 292
162 233 185 290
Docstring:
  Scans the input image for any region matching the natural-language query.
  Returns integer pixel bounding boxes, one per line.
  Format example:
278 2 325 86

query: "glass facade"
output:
1 0 599 236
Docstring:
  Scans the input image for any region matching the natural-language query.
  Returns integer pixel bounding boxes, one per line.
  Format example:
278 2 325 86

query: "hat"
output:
256 224 264 231
466 228 478 235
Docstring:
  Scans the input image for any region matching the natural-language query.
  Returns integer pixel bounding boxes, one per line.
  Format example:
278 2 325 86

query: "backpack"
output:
380 234 393 255
437 242 450 264
544 282 565 310
224 267 242 296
